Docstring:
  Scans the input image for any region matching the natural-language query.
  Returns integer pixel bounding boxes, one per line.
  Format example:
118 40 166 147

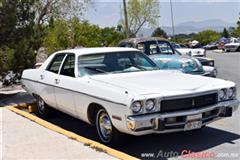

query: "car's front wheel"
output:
36 96 52 118
96 108 123 146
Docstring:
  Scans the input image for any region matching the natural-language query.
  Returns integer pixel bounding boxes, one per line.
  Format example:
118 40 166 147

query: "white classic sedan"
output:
22 47 239 145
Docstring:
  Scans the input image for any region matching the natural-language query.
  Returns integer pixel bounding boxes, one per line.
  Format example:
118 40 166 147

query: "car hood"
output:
149 55 204 74
89 70 234 97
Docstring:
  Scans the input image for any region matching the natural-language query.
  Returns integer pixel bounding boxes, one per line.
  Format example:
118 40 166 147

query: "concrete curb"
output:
6 104 139 160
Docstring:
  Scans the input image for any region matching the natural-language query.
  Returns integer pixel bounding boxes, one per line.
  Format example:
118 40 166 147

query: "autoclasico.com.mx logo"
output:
140 150 239 159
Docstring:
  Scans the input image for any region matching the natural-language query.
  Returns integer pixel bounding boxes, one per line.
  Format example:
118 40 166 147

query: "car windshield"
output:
78 51 159 76
153 57 202 73
137 40 174 55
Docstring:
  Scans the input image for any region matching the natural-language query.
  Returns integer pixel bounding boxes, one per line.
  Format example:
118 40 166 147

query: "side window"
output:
157 41 174 54
60 54 75 77
47 54 65 73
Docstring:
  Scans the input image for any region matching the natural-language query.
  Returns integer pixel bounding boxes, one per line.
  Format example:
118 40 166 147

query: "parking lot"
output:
1 51 240 160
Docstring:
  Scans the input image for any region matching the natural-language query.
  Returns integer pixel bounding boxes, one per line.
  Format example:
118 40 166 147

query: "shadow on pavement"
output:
0 92 35 107
45 110 240 160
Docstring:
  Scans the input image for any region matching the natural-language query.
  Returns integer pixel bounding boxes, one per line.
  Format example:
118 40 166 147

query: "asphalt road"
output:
207 51 240 98
3 51 240 160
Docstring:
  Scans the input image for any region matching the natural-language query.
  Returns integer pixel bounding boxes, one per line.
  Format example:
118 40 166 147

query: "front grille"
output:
160 93 217 113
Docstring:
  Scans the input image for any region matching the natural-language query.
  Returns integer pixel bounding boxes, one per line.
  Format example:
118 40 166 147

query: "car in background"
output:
22 47 239 145
224 38 240 52
203 42 218 50
172 42 215 67
194 56 215 67
171 42 206 57
151 54 217 77
118 37 217 77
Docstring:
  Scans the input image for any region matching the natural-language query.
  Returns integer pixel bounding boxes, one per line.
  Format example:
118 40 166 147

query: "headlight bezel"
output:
145 99 156 111
218 87 237 102
218 89 227 101
226 87 236 99
130 101 143 113
131 98 159 114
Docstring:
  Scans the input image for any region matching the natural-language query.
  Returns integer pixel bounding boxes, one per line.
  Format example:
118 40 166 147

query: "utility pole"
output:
170 0 175 39
123 0 129 38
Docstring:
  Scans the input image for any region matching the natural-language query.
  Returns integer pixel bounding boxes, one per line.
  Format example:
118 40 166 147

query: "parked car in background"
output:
192 56 215 67
171 42 206 57
150 54 217 77
172 43 215 67
203 42 218 50
224 38 240 52
118 37 215 67
22 47 239 145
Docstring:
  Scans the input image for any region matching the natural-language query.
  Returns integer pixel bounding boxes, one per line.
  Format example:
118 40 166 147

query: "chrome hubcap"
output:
37 97 45 114
98 112 112 141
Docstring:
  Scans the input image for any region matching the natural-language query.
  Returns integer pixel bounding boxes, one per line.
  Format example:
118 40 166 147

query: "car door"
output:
54 53 77 117
38 53 66 108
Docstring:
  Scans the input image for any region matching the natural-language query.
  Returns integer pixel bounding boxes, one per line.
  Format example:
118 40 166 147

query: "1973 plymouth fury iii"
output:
22 47 239 145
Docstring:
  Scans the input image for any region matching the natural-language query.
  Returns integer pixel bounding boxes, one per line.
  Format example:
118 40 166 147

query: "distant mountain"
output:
138 19 236 36
177 19 235 28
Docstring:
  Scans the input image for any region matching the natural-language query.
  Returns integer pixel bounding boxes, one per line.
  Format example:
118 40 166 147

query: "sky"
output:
84 0 240 27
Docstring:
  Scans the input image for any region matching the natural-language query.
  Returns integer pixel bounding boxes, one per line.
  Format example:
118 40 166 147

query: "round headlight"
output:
227 87 236 99
218 89 226 101
145 99 155 111
131 101 142 113
209 61 214 66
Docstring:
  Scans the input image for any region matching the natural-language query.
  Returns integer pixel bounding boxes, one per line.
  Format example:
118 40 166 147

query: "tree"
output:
193 30 221 45
222 28 229 38
43 19 125 53
35 0 91 25
231 15 240 37
124 0 160 37
0 0 90 74
0 0 37 72
151 27 167 38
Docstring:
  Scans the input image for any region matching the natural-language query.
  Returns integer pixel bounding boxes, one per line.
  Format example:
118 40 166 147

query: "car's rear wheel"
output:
36 96 52 118
96 108 123 146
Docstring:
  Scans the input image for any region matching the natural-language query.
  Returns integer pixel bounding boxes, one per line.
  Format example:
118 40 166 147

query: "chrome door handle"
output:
40 75 44 80
55 79 60 84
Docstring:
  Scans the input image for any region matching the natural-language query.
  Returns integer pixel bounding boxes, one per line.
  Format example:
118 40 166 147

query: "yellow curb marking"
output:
6 104 139 160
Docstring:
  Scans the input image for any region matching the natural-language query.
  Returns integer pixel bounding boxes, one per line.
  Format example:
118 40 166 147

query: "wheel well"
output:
87 103 104 125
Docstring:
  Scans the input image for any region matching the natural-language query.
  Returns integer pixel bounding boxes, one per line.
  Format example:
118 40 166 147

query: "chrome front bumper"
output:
126 99 239 135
